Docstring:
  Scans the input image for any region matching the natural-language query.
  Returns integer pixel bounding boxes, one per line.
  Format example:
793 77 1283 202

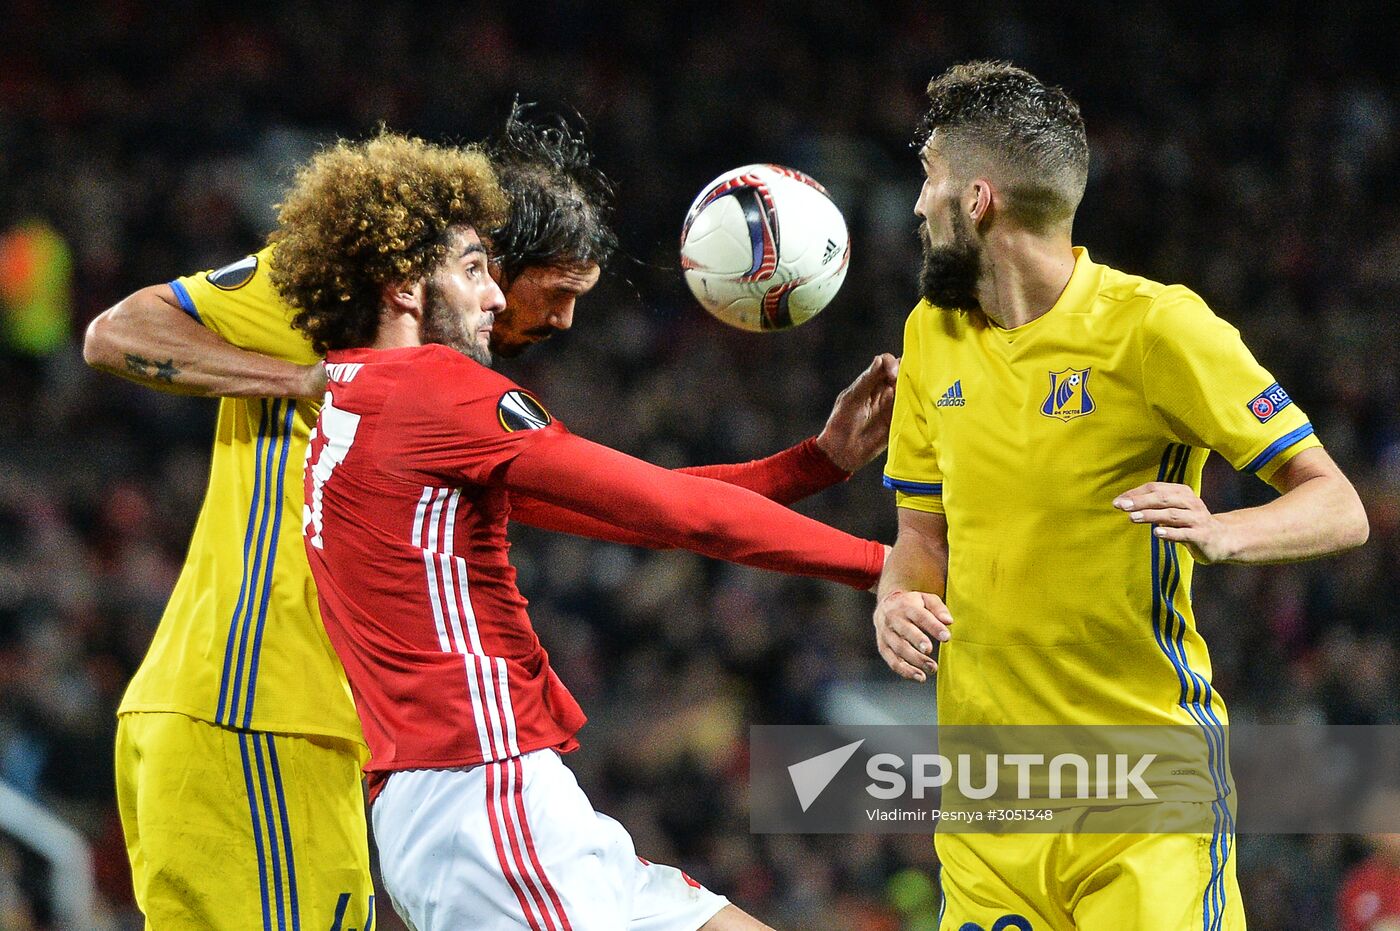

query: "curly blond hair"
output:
270 131 508 353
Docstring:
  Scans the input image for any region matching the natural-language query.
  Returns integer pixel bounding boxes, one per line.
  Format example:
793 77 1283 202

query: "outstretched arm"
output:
508 354 898 543
506 438 843 547
84 284 325 399
1113 447 1368 564
502 429 885 589
686 353 899 494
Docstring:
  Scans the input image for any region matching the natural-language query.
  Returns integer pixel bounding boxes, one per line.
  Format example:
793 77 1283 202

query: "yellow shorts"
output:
936 810 1245 930
116 712 374 930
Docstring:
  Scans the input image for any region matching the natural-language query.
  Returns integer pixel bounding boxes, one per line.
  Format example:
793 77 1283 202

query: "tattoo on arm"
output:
124 353 181 383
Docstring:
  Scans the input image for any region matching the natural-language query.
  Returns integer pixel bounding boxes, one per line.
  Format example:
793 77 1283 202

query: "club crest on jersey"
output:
1247 382 1292 423
205 255 258 290
498 390 552 432
1041 367 1096 422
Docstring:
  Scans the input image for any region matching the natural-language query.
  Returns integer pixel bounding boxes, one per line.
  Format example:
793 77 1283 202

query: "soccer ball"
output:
680 164 850 332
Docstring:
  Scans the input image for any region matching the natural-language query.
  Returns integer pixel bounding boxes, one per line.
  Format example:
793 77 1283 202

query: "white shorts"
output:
372 749 730 931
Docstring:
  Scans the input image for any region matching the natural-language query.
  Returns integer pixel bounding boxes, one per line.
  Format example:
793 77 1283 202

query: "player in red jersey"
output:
84 113 892 929
276 135 882 930
87 105 897 559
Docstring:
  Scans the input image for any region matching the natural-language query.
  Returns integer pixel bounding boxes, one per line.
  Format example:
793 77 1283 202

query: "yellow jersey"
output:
118 247 363 744
885 247 1319 731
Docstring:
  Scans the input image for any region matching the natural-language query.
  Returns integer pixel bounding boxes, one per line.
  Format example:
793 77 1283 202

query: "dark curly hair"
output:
916 61 1089 231
270 131 508 354
486 102 617 282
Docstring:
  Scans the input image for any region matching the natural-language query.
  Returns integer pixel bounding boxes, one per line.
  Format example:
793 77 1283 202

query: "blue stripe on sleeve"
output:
882 475 943 495
1243 423 1315 473
168 279 203 324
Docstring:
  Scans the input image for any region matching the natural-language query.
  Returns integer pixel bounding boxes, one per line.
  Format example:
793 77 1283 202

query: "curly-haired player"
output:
86 117 894 928
276 131 883 930
95 133 502 931
876 60 1367 930
270 132 508 357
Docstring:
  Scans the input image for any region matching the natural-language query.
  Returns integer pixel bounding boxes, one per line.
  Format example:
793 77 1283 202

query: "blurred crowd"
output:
1 1 1397 928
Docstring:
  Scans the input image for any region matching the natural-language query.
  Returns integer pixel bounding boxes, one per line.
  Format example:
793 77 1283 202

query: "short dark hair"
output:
916 61 1089 231
486 102 618 282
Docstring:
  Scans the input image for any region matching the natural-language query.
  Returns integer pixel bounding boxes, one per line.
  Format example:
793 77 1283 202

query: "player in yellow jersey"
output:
873 62 1369 931
85 144 505 930
85 119 896 930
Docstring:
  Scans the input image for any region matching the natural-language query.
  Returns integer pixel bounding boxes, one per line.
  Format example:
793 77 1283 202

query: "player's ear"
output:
969 179 994 229
382 280 425 320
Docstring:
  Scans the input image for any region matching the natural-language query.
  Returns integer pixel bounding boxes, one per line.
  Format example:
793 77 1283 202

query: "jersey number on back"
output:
304 397 362 550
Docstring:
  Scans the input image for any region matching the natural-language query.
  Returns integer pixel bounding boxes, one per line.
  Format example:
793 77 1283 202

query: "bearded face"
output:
918 203 982 313
421 275 494 367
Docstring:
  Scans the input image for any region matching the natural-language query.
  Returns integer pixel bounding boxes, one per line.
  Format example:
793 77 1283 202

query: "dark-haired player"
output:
875 61 1368 929
483 105 616 359
85 115 893 929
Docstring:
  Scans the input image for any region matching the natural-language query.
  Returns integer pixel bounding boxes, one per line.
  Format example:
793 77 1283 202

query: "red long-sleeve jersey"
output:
303 344 882 787
507 436 851 546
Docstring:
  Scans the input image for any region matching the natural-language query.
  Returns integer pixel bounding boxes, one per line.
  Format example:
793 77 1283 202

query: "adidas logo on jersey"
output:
935 380 966 407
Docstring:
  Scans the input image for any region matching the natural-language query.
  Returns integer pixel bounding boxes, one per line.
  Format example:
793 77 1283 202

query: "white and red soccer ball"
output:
680 164 850 332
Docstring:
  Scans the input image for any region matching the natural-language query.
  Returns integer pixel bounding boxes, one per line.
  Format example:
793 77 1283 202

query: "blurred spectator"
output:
0 220 72 358
1338 790 1400 931
0 839 38 930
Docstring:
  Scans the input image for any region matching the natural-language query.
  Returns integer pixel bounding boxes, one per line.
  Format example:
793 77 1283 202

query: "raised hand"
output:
814 354 899 472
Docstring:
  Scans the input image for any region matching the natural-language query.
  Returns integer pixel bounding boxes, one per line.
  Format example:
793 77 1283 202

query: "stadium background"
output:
1 1 1396 927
